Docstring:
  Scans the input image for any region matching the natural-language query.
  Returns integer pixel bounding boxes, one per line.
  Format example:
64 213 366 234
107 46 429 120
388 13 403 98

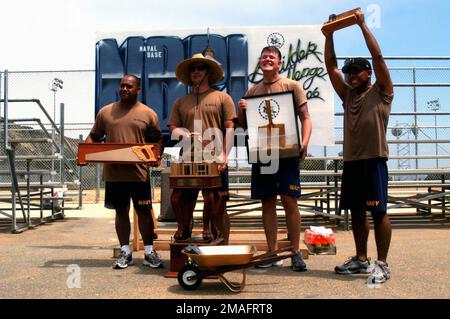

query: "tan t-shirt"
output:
90 102 161 182
168 89 236 137
343 85 393 161
245 77 307 114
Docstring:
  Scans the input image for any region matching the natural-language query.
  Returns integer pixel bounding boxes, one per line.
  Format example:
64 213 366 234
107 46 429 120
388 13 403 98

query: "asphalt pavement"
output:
0 203 449 300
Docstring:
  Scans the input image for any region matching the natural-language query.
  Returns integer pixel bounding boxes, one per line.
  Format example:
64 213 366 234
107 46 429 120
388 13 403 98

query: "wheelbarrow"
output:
177 245 296 293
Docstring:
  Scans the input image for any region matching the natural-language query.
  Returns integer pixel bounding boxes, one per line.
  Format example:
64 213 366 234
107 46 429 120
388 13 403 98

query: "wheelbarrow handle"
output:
251 245 294 260
249 252 297 268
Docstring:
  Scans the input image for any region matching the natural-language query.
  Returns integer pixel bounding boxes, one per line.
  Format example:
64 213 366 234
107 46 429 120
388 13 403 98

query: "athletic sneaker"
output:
335 256 371 275
291 251 307 272
255 254 283 268
367 260 391 284
143 250 164 268
112 251 133 269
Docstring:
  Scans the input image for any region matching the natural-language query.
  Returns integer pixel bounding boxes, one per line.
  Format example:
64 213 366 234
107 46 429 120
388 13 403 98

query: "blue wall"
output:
95 34 248 134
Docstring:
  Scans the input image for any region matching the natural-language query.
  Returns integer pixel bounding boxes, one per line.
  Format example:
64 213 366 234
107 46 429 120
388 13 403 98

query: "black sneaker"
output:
335 256 371 275
291 251 307 272
112 251 133 269
143 250 164 268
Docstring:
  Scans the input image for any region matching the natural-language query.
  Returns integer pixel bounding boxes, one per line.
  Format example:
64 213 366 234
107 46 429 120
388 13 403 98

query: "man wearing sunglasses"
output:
322 8 394 284
168 52 236 243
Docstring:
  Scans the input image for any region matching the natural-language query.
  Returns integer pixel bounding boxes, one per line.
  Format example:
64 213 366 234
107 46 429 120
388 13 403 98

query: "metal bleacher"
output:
220 155 450 231
0 82 82 232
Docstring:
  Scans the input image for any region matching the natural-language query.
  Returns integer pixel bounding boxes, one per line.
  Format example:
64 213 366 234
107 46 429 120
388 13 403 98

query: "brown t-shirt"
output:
245 77 307 113
168 89 236 137
343 85 393 161
90 101 161 182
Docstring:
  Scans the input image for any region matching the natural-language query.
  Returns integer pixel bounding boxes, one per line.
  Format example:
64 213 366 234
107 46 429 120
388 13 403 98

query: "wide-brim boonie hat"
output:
175 53 224 86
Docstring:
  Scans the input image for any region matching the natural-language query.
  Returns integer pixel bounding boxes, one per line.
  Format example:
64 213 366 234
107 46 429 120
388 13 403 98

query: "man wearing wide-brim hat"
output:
175 52 224 88
168 52 236 243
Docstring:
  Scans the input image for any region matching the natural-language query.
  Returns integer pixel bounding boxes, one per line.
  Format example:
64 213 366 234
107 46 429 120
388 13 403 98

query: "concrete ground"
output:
0 202 449 299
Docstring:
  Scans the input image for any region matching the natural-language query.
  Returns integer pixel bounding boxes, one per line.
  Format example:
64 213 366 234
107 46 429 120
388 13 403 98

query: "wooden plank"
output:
136 239 309 259
153 228 288 235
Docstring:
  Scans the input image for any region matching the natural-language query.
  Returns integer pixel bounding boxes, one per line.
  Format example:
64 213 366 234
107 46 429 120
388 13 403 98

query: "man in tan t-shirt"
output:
168 52 236 243
87 74 164 270
322 9 394 284
237 46 312 272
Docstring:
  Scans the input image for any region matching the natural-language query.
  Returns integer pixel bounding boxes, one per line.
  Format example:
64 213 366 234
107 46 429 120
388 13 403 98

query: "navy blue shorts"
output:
340 157 388 212
251 158 301 199
104 181 152 212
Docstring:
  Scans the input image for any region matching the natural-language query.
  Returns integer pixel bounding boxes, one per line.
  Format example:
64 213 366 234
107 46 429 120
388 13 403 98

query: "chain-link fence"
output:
2 60 450 203
0 71 95 193
318 62 450 184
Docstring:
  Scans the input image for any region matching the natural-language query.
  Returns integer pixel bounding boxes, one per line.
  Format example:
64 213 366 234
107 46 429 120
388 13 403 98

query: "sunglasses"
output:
189 64 208 72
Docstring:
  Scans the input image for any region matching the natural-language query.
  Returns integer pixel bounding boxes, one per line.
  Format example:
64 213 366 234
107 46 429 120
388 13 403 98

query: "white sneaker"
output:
367 260 391 284
255 255 283 268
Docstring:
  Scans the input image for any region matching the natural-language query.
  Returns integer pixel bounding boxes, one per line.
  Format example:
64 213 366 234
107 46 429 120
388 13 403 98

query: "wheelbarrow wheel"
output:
178 264 203 290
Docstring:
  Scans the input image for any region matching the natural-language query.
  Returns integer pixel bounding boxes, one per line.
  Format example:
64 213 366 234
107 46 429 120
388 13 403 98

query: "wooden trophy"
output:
169 134 222 189
258 98 286 151
321 7 360 33
166 134 224 277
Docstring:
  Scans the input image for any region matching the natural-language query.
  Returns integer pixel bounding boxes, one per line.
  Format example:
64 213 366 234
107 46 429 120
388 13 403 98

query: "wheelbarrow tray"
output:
184 245 256 268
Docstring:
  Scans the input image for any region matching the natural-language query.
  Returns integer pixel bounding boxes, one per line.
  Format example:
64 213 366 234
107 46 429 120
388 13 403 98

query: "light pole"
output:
50 78 63 181
427 99 439 168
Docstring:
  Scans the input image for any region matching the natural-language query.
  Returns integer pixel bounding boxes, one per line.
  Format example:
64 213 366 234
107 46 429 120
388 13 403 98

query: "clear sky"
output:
1 0 449 71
